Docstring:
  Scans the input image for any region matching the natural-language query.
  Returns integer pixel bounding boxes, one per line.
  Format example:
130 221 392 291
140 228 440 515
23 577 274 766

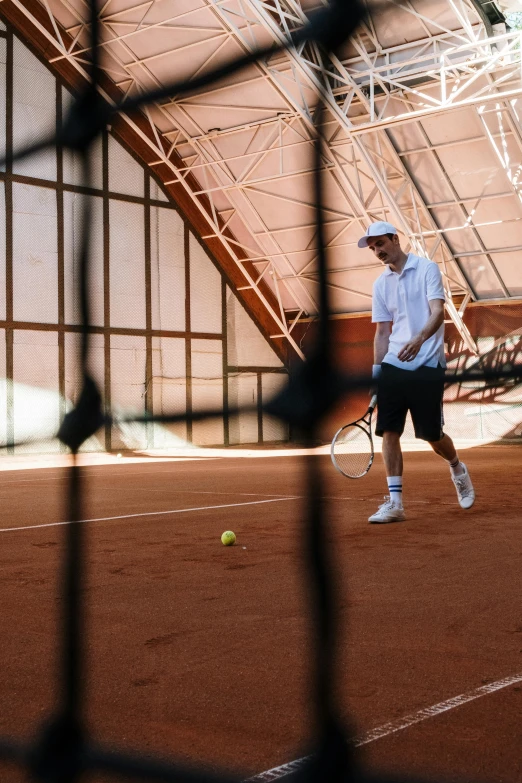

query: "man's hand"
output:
398 300 444 362
398 334 424 362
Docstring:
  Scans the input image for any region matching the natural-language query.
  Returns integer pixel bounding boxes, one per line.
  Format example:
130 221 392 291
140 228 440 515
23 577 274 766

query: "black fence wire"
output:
0 1 521 781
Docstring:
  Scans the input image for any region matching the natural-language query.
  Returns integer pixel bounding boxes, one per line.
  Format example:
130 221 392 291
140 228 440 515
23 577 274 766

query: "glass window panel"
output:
191 338 223 445
151 336 187 446
12 37 56 181
13 330 60 452
108 135 144 197
110 334 147 450
64 332 105 451
228 372 258 445
65 331 105 405
13 183 58 323
0 39 6 171
151 207 185 332
109 200 146 328
62 88 104 190
111 334 146 411
262 373 288 442
226 286 283 367
0 182 5 320
64 137 104 191
63 192 104 326
190 234 221 333
0 329 6 444
151 179 170 202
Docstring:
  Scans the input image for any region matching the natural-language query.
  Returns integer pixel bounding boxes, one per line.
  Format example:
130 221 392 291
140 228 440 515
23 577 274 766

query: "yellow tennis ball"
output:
221 530 236 546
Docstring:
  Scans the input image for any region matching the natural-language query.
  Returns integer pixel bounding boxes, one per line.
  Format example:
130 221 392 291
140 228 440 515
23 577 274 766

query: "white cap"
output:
357 221 398 248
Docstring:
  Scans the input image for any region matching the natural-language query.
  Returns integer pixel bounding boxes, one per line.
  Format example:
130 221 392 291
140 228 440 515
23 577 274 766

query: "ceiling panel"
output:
5 0 522 359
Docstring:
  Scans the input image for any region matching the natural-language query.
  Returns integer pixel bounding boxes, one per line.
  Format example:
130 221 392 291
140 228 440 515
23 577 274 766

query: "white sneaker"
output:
368 496 405 524
451 463 475 509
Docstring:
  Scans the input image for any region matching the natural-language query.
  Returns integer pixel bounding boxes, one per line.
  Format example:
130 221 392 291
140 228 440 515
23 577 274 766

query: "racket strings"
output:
333 425 373 478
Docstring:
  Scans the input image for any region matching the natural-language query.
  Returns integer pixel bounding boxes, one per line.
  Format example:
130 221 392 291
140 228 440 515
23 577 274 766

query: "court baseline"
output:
2 485 519 536
0 496 298 533
245 673 522 781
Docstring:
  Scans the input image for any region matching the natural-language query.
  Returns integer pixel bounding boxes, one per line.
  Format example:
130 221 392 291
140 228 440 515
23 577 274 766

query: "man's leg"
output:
382 430 403 477
382 430 404 506
409 365 475 510
428 433 475 509
428 433 463 474
368 430 405 523
370 364 408 523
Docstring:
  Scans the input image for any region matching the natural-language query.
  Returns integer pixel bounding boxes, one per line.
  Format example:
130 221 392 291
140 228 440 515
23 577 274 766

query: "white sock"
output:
449 456 463 476
387 476 403 507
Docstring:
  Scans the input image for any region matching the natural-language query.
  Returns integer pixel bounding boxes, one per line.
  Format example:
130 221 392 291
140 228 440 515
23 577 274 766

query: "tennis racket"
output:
330 394 377 478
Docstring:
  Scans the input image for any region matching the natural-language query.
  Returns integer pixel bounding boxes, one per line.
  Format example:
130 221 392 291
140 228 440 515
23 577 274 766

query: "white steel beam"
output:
5 0 309 358
14 0 522 355
337 31 522 134
223 0 480 352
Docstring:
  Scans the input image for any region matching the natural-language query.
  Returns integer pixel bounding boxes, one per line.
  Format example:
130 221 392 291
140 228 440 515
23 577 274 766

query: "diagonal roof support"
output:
212 0 479 353
0 0 313 361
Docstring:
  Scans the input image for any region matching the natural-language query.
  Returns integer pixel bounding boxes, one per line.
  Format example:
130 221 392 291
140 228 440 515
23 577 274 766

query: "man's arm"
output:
374 321 392 365
397 298 444 362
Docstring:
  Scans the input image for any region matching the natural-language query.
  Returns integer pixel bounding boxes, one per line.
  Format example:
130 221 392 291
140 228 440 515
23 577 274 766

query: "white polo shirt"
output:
372 253 446 371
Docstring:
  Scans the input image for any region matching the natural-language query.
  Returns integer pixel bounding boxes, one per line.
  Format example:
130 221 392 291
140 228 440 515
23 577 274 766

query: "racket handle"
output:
369 394 378 413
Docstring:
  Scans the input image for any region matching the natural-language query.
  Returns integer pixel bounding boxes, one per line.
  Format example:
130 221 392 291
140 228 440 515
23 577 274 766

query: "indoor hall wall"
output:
290 316 374 444
0 23 288 454
226 286 288 445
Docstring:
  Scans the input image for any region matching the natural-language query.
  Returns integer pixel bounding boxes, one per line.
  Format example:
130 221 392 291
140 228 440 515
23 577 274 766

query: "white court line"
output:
83 487 299 499
0 479 485 507
245 673 522 782
0 497 298 534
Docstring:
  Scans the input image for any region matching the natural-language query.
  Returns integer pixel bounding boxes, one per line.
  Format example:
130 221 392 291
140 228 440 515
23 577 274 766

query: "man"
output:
358 221 475 523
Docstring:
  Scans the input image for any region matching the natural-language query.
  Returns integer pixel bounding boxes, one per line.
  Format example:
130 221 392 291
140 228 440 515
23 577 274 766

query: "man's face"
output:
366 234 400 265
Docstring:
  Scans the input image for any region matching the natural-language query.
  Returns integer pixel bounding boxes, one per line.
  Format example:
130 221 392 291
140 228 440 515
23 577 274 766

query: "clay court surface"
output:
0 446 520 782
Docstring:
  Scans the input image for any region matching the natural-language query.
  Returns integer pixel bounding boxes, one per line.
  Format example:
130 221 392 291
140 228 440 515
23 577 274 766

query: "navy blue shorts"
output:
375 362 445 442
